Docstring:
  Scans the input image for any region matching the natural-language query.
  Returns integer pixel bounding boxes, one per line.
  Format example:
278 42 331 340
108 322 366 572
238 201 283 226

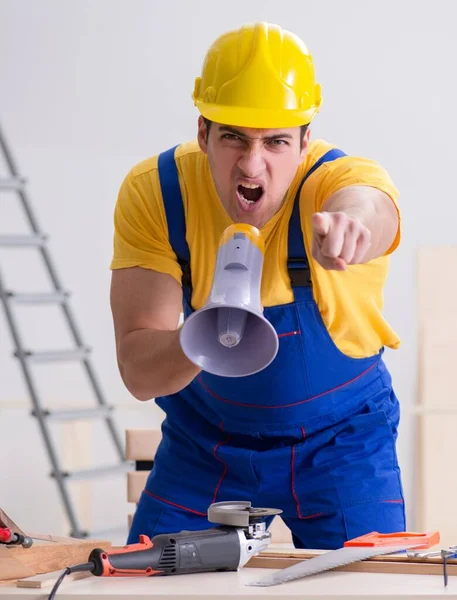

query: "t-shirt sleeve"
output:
313 155 401 255
110 166 182 284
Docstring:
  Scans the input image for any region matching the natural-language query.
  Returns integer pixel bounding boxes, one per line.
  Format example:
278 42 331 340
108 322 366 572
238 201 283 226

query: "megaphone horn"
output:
179 224 279 377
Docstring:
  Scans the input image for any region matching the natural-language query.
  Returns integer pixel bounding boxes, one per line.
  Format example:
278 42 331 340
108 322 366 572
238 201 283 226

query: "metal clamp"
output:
407 544 457 587
407 545 457 559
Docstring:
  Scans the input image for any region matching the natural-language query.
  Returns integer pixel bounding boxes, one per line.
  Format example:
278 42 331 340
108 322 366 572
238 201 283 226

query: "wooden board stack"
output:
246 547 457 576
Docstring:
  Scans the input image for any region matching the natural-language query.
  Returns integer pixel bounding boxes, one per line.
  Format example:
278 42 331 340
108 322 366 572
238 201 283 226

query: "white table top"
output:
0 568 454 599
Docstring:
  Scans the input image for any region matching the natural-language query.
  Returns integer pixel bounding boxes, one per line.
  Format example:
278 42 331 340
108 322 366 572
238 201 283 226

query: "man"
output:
110 22 404 550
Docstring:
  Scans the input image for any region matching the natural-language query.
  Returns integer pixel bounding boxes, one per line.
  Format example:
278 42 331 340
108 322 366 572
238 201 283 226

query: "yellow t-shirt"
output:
110 139 401 358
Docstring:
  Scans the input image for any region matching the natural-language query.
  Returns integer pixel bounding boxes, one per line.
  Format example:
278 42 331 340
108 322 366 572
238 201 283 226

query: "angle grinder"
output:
47 500 281 598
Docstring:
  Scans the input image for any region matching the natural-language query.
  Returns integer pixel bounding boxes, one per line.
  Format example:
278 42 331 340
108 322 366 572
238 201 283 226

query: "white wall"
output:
1 0 456 538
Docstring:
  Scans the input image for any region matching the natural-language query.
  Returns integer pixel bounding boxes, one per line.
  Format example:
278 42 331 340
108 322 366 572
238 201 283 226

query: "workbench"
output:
0 567 454 599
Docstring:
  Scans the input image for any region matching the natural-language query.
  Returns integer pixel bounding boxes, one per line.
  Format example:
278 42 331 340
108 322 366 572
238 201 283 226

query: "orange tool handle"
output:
106 534 153 555
89 535 163 577
344 531 440 548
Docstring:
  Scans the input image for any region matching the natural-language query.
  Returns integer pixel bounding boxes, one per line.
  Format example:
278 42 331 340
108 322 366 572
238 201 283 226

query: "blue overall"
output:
128 146 406 549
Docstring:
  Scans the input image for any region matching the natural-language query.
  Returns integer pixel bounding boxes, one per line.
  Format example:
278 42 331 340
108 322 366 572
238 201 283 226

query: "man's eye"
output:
269 139 288 146
221 134 241 141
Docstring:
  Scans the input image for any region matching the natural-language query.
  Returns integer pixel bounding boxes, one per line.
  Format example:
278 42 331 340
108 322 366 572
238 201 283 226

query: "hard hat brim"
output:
195 101 320 129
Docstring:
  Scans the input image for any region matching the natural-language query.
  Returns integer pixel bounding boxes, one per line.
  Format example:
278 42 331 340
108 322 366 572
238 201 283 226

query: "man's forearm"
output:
117 328 201 401
321 185 399 261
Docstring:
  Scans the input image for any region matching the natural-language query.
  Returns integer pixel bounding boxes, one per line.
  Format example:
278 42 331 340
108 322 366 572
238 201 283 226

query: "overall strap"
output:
287 148 347 289
157 145 192 302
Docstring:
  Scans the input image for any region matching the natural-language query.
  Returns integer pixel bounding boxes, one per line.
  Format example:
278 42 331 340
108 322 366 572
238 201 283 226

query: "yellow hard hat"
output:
192 22 322 128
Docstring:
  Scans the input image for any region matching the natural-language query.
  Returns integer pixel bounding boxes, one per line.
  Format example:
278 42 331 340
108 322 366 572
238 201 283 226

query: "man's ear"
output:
197 116 208 153
300 127 311 159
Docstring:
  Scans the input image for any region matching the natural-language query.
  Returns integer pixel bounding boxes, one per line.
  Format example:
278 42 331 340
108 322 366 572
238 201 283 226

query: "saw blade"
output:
246 545 411 587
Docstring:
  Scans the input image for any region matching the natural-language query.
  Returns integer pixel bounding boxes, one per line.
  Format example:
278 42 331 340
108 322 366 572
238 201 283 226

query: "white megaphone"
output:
179 224 279 377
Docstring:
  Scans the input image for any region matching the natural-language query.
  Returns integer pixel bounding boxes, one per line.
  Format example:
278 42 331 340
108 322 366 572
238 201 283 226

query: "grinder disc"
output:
208 501 282 527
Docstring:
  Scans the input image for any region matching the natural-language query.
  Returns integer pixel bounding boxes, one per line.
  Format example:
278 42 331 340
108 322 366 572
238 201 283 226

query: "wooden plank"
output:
246 554 457 576
0 546 35 582
127 471 148 504
253 547 457 564
5 538 111 578
125 429 162 461
16 570 90 588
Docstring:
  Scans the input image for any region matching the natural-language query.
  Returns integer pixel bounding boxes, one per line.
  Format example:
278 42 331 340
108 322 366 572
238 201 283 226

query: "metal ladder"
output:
0 123 130 538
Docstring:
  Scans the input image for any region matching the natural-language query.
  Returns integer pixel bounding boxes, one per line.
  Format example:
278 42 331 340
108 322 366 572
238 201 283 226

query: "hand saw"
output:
246 530 440 587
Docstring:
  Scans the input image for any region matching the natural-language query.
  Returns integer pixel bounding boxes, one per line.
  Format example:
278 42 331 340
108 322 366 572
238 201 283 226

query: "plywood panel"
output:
417 246 457 548
127 471 149 503
418 246 457 410
125 429 162 461
269 517 292 545
417 414 457 548
62 422 92 534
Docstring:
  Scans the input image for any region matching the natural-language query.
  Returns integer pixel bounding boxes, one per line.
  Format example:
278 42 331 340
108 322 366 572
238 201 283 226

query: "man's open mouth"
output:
237 183 264 204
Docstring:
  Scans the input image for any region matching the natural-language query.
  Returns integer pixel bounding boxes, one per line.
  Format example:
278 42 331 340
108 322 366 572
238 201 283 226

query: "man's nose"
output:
237 145 265 177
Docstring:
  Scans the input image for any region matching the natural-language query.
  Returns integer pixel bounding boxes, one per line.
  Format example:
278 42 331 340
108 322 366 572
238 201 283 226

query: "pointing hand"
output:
311 211 371 271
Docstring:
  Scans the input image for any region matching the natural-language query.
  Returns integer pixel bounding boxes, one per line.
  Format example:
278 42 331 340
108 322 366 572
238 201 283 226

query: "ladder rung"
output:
1 125 127 539
33 406 114 421
6 291 70 304
55 462 133 482
0 234 47 247
0 176 26 190
15 347 91 362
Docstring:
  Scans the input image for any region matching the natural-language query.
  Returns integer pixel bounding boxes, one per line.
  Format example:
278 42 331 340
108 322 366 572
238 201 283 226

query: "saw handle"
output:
344 531 440 549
